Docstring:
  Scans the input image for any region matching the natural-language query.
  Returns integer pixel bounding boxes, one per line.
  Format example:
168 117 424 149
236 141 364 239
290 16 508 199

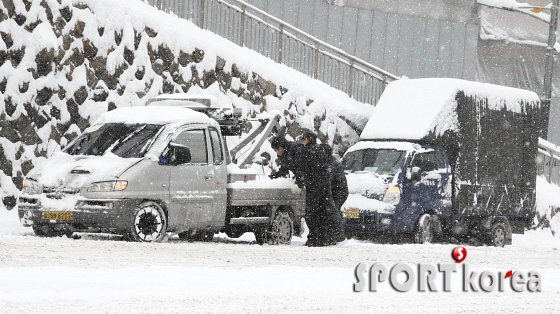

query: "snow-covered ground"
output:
1 1 560 312
1 205 560 313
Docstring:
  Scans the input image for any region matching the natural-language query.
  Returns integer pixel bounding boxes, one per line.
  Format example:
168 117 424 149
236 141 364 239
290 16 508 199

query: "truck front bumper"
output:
343 211 394 233
18 196 141 232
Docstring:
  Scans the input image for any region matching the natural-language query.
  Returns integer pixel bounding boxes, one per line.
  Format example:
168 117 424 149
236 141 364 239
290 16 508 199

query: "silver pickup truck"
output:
17 94 305 244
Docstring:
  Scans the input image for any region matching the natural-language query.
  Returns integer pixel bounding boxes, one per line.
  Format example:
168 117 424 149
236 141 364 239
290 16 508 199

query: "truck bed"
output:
227 178 305 207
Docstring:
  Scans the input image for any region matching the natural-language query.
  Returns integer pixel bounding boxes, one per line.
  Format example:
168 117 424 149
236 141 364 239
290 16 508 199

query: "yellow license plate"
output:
42 211 74 221
343 208 359 219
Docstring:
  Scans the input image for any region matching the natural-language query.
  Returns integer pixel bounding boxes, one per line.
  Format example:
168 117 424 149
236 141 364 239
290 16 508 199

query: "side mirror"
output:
169 143 191 165
406 166 422 182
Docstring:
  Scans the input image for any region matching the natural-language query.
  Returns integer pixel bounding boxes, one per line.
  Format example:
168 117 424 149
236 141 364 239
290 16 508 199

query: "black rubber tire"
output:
128 201 167 242
178 231 194 241
178 230 214 242
489 223 506 247
413 213 434 244
344 228 355 240
193 230 215 242
254 228 267 245
32 224 59 237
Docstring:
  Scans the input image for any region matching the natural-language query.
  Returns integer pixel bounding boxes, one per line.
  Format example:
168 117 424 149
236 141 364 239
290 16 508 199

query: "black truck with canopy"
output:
341 78 544 246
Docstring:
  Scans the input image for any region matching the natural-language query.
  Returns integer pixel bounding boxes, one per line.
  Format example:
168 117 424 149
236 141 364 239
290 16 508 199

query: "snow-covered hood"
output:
27 152 142 189
343 172 396 214
346 172 389 199
342 194 395 215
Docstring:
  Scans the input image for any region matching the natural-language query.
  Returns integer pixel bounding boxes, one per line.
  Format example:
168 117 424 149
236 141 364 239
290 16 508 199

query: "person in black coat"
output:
300 130 317 148
299 132 346 246
270 136 304 188
321 144 349 212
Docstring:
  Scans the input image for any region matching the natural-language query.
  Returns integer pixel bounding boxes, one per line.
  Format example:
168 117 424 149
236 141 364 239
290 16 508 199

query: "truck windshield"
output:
64 123 164 158
342 149 406 175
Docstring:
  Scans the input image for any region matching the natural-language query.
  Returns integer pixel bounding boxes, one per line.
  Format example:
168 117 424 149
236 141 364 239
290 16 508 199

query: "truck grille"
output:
43 186 80 195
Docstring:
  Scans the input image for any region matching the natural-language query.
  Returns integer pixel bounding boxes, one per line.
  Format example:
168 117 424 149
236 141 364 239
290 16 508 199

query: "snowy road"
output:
1 223 559 314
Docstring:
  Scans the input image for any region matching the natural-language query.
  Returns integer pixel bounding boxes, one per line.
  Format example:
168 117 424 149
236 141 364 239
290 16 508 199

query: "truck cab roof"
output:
146 93 224 109
94 105 220 128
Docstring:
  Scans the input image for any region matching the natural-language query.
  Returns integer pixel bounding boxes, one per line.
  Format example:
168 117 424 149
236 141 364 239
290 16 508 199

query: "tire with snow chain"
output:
128 201 167 242
489 223 506 247
255 211 293 245
413 213 434 244
178 231 195 242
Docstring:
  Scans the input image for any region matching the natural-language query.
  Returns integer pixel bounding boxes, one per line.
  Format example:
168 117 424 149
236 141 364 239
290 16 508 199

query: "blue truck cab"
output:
342 141 452 240
341 78 544 246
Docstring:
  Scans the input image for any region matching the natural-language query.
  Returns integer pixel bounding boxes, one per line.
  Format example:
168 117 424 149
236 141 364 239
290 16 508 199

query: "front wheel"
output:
32 224 60 237
127 201 167 242
413 213 434 244
270 211 293 245
489 223 506 247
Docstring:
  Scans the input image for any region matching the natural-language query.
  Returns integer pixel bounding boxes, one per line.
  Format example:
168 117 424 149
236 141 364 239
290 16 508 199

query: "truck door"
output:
435 147 452 216
167 126 217 231
400 149 441 230
208 126 227 228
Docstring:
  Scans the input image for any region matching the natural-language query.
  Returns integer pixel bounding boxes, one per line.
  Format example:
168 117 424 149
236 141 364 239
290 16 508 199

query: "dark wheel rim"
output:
134 207 163 241
493 227 505 247
271 213 292 244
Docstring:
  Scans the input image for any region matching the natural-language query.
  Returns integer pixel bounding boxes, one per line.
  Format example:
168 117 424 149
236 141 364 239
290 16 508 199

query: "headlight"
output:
382 185 401 205
23 178 41 194
87 180 128 192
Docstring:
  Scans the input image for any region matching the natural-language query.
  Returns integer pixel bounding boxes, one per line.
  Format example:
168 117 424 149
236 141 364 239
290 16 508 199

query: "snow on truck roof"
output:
345 141 419 153
360 78 540 141
94 106 219 127
145 93 233 109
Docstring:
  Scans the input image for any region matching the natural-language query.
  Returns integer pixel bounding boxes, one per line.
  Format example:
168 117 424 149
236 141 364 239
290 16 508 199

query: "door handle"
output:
205 174 213 180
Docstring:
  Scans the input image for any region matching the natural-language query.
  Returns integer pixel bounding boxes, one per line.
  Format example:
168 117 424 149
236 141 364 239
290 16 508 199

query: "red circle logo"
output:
452 246 467 263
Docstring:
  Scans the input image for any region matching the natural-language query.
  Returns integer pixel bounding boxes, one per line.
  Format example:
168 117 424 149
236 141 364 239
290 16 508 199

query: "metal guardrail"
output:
144 0 560 187
537 138 560 186
146 0 399 105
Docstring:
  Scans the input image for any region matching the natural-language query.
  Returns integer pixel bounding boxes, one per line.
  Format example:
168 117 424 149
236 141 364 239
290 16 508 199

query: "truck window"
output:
173 129 208 164
411 151 437 172
342 148 406 175
209 127 224 164
64 123 163 158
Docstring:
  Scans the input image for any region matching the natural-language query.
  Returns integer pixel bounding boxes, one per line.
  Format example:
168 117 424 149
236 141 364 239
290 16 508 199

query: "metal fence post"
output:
347 61 354 97
199 0 205 29
381 74 388 92
278 25 284 64
313 43 319 79
240 5 246 47
550 150 555 183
